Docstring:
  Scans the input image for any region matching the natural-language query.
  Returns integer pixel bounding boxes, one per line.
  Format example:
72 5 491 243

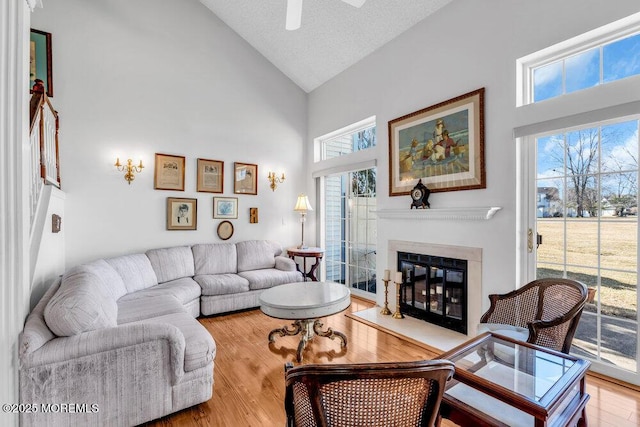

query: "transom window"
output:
517 13 640 106
533 33 640 102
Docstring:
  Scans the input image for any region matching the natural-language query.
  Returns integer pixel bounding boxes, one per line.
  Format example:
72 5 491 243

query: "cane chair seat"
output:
284 360 454 427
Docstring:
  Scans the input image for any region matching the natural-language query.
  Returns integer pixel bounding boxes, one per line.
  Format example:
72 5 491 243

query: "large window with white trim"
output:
517 12 640 385
314 117 377 299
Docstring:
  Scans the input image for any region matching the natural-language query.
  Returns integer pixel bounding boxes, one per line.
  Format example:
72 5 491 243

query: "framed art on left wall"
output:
234 162 258 195
197 158 224 193
30 29 53 97
155 153 185 191
167 197 197 230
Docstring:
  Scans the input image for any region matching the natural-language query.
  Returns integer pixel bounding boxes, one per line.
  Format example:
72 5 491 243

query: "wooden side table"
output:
287 247 324 281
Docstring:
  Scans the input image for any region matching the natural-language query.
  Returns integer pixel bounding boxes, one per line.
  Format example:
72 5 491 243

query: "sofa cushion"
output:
476 323 530 365
137 312 216 372
146 246 195 284
477 323 530 341
236 240 281 272
194 274 250 296
106 254 158 293
119 277 201 306
275 255 297 271
84 259 128 300
239 268 303 291
117 295 186 324
192 243 237 275
44 266 118 336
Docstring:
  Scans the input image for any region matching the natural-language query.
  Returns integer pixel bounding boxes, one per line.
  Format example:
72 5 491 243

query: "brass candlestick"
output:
392 279 405 319
380 279 391 315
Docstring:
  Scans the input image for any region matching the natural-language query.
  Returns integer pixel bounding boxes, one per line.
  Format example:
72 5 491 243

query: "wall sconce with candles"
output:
294 193 313 249
114 158 144 185
267 171 285 191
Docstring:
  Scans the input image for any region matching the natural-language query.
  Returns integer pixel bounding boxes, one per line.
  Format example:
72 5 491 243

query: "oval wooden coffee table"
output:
259 281 350 362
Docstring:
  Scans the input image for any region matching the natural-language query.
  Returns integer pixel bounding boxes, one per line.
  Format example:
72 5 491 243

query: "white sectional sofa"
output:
19 240 302 426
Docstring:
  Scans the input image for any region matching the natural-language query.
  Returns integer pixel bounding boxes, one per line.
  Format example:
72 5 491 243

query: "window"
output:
517 12 640 385
517 13 640 106
313 117 377 298
532 33 640 103
320 124 376 160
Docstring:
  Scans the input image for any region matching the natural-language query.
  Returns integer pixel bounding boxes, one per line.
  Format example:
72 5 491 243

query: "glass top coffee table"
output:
259 281 350 362
438 332 590 427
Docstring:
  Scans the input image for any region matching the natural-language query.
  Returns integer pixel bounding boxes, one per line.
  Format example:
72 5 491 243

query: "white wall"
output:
31 0 308 269
307 0 640 312
31 186 66 308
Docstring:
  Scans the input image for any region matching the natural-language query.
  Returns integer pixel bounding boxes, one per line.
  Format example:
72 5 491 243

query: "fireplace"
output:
387 240 482 337
398 252 467 334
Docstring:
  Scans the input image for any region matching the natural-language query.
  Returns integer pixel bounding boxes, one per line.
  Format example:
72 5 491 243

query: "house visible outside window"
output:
322 126 376 159
312 117 377 299
516 12 640 385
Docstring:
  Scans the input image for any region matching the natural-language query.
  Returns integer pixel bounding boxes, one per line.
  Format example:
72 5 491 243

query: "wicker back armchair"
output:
284 360 454 427
480 278 588 353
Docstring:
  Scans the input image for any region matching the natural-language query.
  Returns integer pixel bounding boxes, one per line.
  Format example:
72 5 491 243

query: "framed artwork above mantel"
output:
388 88 485 195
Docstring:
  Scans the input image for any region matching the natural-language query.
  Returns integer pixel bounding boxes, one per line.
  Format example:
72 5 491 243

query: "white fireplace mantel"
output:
373 206 502 221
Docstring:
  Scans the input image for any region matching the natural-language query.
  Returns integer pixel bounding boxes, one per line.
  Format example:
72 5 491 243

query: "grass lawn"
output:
537 218 638 319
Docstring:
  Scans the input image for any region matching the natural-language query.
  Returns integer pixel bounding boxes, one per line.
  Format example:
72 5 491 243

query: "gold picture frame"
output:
388 88 485 195
154 153 185 191
197 158 224 193
166 197 197 230
233 162 258 195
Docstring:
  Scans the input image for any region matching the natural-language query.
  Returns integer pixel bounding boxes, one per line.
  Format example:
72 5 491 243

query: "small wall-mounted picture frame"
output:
249 207 258 223
213 197 238 219
51 214 61 233
30 29 53 97
197 158 224 193
234 162 258 195
155 153 186 191
217 220 234 240
167 197 197 230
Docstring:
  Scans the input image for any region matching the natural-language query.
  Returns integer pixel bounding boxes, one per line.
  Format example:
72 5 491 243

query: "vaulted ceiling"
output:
199 0 453 93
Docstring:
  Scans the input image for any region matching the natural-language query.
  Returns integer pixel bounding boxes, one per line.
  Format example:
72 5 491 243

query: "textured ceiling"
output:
199 0 453 93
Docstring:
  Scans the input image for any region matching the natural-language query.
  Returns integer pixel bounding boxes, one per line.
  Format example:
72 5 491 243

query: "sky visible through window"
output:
533 33 640 102
537 120 639 217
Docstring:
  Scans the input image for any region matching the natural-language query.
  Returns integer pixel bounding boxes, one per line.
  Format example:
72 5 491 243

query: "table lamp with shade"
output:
294 194 313 249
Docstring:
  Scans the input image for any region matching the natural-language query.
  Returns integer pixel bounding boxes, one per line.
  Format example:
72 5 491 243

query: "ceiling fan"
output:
286 0 367 31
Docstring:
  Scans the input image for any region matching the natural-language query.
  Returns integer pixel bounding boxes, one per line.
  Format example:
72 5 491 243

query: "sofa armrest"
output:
20 322 186 384
275 255 297 272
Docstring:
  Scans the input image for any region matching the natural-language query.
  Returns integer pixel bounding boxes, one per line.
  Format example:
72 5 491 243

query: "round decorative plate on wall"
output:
217 220 234 240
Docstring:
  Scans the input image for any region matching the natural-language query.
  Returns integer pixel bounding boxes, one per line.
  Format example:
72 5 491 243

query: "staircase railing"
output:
29 79 60 225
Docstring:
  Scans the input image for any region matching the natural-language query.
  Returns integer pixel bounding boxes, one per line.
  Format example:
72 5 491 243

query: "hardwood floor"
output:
145 297 640 426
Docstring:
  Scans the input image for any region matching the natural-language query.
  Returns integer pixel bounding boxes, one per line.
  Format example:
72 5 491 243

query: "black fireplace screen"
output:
398 251 467 334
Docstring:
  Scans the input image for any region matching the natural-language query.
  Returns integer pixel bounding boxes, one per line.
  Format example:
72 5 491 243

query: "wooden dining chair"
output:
284 359 455 427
